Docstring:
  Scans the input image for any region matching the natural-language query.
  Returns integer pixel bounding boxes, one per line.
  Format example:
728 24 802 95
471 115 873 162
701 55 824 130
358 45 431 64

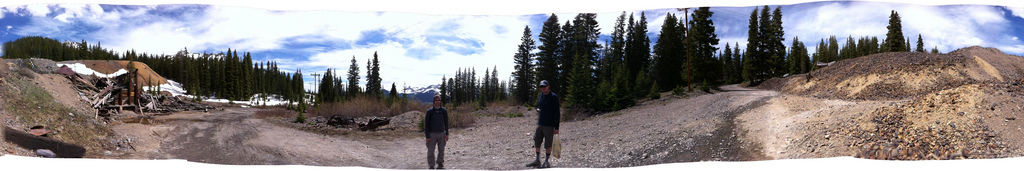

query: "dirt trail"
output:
111 85 782 169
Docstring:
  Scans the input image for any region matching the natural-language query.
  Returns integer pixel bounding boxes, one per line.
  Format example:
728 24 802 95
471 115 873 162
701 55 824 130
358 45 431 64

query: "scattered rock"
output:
35 149 55 158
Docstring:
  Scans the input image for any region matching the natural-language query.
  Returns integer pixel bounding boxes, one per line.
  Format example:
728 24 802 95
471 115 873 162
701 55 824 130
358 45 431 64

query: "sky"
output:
1 0 1023 92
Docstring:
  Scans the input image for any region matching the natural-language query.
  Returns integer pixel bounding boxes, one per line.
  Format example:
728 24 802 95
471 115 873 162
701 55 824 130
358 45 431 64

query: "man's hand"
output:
554 129 559 134
426 138 430 143
445 135 449 142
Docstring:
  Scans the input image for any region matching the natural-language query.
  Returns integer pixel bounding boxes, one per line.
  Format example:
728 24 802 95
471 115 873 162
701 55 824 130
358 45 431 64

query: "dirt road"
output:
113 85 782 169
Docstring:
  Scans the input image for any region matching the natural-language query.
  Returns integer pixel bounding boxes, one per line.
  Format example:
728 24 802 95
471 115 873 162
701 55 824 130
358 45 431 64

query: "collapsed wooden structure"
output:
57 65 212 118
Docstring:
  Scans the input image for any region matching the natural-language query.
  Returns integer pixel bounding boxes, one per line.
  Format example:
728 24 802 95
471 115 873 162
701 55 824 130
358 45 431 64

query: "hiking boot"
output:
429 166 434 169
526 159 541 167
437 163 445 170
540 161 551 168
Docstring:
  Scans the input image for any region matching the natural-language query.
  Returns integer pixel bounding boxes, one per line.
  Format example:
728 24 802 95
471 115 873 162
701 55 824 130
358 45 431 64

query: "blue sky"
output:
1 0 1023 91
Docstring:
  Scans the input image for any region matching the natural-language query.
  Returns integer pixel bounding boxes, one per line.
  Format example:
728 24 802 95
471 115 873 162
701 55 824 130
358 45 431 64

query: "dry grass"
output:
310 96 428 119
0 59 9 77
1 76 113 154
487 99 521 108
447 103 477 128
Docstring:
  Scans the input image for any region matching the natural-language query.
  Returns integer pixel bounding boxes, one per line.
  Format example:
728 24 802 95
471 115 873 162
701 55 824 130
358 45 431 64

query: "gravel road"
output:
111 85 780 169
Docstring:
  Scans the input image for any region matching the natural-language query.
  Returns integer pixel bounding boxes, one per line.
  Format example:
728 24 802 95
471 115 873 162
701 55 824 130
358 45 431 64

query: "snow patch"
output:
56 63 128 78
203 93 297 107
142 79 190 98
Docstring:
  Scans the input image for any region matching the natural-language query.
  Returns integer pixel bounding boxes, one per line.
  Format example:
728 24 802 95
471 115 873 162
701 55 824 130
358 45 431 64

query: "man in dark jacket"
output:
527 80 560 168
425 94 449 169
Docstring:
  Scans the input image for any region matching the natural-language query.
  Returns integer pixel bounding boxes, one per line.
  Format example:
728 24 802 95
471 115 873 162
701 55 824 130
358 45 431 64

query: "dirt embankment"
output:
59 60 168 86
754 46 1024 160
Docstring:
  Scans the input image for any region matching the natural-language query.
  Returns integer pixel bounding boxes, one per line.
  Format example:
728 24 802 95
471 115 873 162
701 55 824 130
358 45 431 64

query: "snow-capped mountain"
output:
384 84 440 104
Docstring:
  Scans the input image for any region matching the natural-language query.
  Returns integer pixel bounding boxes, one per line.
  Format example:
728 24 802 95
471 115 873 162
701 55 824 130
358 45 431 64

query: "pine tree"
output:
742 7 760 82
536 14 561 102
565 54 594 110
915 34 924 52
440 75 448 104
884 10 906 52
625 12 650 97
388 83 398 106
243 52 253 100
732 43 743 84
722 43 733 85
512 25 536 104
367 52 382 99
931 46 939 54
347 56 361 99
318 68 336 103
653 13 684 91
688 7 721 86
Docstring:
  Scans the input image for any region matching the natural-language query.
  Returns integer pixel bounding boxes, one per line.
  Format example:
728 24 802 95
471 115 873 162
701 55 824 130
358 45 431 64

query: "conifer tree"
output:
884 10 906 52
512 25 536 104
388 83 398 106
915 34 924 52
440 75 448 104
626 12 651 92
653 13 684 91
536 14 561 102
743 7 761 82
347 56 362 99
367 52 382 99
688 7 721 86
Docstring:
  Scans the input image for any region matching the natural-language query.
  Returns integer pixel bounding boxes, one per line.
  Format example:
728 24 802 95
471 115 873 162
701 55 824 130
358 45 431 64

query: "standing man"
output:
425 94 449 169
527 80 560 168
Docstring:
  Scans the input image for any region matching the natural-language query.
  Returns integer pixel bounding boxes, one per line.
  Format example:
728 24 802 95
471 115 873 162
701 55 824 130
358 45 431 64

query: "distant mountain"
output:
383 84 439 104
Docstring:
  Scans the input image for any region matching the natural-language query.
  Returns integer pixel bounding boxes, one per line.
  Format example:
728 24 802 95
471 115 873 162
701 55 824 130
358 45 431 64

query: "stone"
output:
35 149 55 158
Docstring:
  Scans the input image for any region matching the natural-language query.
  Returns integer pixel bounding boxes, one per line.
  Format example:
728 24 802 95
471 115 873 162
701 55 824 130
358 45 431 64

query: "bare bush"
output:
311 96 429 119
254 108 297 118
448 103 477 128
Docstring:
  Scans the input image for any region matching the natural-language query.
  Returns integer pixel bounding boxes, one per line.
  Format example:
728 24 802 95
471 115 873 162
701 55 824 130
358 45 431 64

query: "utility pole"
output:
311 72 321 94
678 8 692 91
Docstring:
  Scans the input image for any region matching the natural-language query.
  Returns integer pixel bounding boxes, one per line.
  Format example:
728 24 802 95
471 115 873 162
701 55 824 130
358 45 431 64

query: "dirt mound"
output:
852 83 1024 160
60 60 167 86
761 46 1024 100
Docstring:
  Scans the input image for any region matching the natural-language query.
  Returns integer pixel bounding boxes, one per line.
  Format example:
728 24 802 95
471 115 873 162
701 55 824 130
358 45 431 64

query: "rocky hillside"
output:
760 46 1024 101
758 46 1024 160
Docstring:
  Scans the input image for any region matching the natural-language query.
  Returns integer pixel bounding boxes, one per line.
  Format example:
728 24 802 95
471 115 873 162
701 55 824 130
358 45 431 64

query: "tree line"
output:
2 36 305 104
505 7 935 114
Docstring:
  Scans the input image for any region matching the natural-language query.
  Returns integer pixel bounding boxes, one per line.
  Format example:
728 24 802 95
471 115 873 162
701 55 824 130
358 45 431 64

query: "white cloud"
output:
1006 7 1024 18
52 4 104 22
299 14 530 88
24 4 51 17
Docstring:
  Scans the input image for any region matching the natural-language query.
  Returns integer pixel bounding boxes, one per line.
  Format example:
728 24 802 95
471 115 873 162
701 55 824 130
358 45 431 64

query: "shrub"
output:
295 113 306 123
649 81 661 99
672 85 687 96
700 81 711 93
449 103 477 128
561 106 591 122
417 103 477 130
18 69 36 79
